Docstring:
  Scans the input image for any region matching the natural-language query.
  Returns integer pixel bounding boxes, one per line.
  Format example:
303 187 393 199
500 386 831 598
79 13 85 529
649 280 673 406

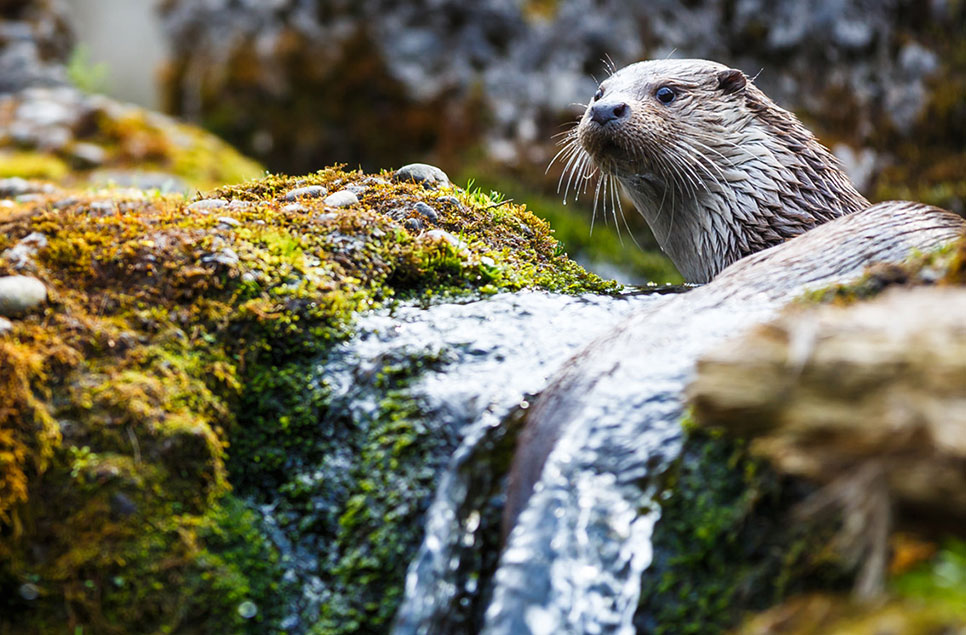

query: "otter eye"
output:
593 87 603 101
655 86 676 104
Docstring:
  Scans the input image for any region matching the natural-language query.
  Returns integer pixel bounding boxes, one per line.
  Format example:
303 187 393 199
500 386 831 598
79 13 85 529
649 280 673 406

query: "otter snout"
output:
589 101 630 126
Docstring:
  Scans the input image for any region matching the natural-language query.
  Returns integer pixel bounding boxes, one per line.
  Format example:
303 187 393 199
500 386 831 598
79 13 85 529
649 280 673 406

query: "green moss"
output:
0 166 617 633
892 540 966 609
455 172 683 284
797 236 966 306
636 422 851 634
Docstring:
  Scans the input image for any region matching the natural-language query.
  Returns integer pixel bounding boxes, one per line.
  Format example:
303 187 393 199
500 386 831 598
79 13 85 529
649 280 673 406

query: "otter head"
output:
565 58 868 282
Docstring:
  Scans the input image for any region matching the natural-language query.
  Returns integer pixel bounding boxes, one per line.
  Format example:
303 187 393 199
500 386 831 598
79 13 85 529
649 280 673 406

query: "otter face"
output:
575 59 748 184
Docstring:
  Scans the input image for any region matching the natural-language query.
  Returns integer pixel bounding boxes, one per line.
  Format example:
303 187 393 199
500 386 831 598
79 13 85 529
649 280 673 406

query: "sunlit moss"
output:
0 166 616 632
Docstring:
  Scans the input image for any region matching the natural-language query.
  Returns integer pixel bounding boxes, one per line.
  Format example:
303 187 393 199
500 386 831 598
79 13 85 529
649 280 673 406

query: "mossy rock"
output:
0 166 615 633
0 86 263 191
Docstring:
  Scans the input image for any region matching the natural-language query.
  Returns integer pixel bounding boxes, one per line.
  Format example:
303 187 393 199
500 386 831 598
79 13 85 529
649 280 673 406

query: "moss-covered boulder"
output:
0 85 263 191
0 166 614 633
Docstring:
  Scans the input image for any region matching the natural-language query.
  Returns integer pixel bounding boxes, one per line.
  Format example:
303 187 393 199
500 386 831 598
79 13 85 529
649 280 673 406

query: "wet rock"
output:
187 198 229 213
393 163 450 189
1 232 48 270
283 185 327 201
323 190 359 208
0 275 47 315
413 202 438 222
689 286 966 513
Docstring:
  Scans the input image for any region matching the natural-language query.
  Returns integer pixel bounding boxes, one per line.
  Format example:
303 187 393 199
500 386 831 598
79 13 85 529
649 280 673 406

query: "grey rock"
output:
284 185 327 201
282 203 307 213
414 202 438 222
0 275 47 316
88 200 117 216
323 190 360 208
393 163 451 189
404 218 424 232
1 232 48 270
187 198 229 213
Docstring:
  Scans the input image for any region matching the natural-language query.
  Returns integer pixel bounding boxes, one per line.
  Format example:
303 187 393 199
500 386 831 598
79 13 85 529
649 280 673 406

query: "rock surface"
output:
688 285 966 514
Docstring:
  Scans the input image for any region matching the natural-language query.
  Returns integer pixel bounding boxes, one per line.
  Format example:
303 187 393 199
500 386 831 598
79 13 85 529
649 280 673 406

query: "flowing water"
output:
394 205 964 634
254 205 962 633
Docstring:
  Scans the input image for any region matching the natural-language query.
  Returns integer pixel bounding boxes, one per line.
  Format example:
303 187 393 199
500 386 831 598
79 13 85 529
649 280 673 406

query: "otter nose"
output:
589 101 629 125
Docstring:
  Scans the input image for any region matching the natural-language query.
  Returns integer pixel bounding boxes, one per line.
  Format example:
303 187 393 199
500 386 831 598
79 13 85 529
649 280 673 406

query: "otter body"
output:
571 59 869 282
500 58 966 537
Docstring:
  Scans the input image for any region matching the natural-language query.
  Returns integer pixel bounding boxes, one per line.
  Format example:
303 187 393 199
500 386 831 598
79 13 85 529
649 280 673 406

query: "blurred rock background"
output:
5 0 966 280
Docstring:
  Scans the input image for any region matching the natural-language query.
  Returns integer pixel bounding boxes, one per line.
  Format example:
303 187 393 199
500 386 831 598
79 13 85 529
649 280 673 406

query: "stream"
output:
254 205 962 633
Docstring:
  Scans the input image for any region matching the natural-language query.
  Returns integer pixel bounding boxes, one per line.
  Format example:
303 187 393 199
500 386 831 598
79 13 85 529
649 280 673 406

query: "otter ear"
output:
717 69 746 94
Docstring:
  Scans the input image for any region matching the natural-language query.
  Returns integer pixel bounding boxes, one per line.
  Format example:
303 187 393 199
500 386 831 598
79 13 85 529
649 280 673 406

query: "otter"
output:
561 58 869 282
501 59 966 538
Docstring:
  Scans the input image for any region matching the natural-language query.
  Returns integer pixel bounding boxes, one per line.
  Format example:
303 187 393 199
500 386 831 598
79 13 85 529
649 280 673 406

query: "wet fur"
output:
562 59 869 282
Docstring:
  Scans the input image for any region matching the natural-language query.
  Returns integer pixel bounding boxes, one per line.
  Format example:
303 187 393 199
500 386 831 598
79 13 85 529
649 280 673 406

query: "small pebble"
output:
324 190 359 208
393 163 451 189
437 195 463 207
202 248 240 267
284 185 327 201
188 198 228 213
404 218 424 232
70 142 107 167
53 196 80 210
0 275 47 316
217 216 241 228
18 583 39 601
238 600 258 619
0 316 12 335
282 203 307 213
413 202 438 222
